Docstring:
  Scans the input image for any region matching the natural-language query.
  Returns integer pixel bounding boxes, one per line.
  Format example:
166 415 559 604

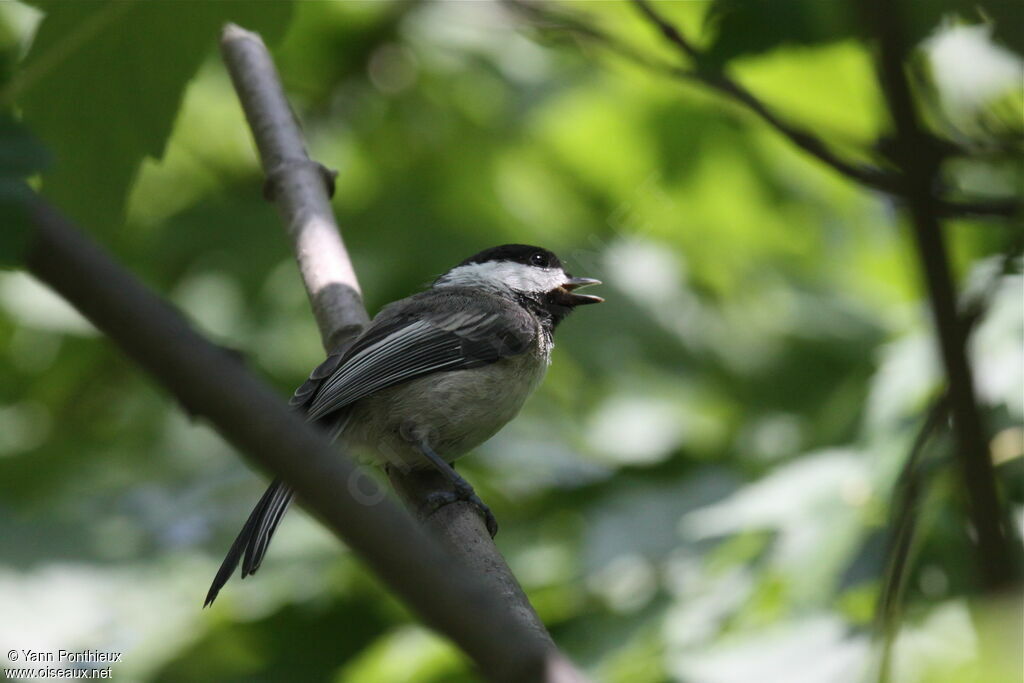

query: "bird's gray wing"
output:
292 291 536 422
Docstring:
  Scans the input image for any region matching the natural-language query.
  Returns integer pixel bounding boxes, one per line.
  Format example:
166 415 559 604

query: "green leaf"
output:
16 0 294 235
703 0 859 68
703 0 1019 66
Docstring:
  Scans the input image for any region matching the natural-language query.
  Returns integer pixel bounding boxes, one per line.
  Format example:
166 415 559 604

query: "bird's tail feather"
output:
204 478 294 606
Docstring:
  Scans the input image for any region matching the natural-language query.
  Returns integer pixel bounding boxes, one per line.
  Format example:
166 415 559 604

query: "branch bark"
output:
860 0 1021 590
220 23 368 353
218 21 565 672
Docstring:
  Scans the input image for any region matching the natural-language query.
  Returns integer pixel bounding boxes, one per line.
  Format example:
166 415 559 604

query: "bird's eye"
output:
530 252 550 268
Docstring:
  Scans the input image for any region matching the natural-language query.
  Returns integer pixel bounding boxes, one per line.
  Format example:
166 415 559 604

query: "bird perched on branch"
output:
205 244 602 606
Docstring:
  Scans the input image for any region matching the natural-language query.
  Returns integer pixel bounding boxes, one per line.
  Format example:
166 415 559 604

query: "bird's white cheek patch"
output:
438 262 565 294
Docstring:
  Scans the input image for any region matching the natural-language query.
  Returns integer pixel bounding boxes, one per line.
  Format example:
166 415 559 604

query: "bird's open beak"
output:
559 277 604 305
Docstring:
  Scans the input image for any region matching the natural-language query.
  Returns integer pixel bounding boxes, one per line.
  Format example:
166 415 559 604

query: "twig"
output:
932 197 1024 220
507 0 1022 220
874 396 949 683
628 0 894 190
24 200 583 683
860 0 1020 590
629 0 699 61
218 22 569 674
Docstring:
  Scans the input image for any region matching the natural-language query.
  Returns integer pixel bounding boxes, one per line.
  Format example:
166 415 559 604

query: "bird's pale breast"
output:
337 340 550 470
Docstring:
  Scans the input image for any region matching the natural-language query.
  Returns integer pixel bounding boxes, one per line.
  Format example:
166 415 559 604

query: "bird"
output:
204 244 602 606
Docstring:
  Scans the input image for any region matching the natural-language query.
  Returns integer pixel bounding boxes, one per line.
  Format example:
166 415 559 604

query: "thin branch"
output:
860 0 1021 590
874 395 948 683
629 0 699 61
220 24 368 354
25 200 583 683
933 196 1024 220
628 0 894 190
218 22 569 672
507 0 1022 220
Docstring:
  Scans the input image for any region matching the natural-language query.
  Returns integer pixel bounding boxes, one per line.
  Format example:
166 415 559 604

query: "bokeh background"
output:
0 1 1021 681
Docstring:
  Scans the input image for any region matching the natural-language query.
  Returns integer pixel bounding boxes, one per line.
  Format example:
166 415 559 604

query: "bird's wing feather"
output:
295 290 536 422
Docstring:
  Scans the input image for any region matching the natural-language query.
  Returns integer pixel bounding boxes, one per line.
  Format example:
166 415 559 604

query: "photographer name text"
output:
10 650 120 664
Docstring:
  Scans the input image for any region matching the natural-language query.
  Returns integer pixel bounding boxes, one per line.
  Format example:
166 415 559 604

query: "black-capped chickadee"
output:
205 244 602 605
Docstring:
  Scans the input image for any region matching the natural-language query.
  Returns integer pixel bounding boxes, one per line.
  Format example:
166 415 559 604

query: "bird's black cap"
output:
459 244 563 270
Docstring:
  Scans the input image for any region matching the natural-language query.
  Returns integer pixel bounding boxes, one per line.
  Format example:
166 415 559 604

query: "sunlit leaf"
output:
16 0 294 234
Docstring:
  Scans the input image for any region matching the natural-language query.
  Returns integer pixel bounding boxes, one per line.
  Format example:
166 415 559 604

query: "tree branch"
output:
860 0 1021 590
220 24 368 354
218 21 566 671
507 0 1022 221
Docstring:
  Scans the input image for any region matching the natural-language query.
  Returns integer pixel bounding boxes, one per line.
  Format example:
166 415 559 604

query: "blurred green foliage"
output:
0 114 47 266
0 1 1021 682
